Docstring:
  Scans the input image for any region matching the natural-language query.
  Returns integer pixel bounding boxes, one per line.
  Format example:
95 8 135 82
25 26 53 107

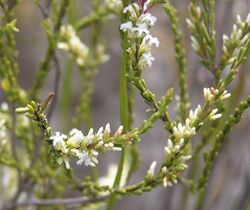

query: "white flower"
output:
163 177 172 187
66 128 84 147
141 34 160 49
174 145 180 152
57 42 70 51
64 159 70 169
203 87 218 102
133 24 149 36
221 90 231 100
167 139 173 149
84 128 94 144
114 125 123 137
184 119 196 136
147 161 157 177
164 139 175 155
222 34 229 43
68 36 89 61
188 105 201 124
138 52 155 68
104 123 111 136
179 138 184 147
50 132 68 153
209 108 222 120
137 13 157 27
173 122 196 140
58 25 89 67
161 166 168 174
186 18 193 28
96 127 104 139
120 21 133 32
181 163 188 169
123 3 139 19
75 150 96 167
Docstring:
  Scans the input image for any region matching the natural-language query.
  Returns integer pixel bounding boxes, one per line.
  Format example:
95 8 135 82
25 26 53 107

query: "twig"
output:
31 0 69 100
47 53 61 120
5 195 107 209
36 0 50 19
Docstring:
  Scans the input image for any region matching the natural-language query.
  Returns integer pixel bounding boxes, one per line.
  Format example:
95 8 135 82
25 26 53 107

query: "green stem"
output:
60 0 77 131
60 59 74 131
163 2 189 121
68 0 77 24
195 190 205 210
106 26 129 210
194 96 250 208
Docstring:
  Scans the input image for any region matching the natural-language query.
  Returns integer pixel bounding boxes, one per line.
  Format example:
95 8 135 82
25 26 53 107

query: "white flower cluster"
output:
161 166 178 187
162 86 231 187
173 120 196 141
186 6 216 54
163 118 194 187
146 161 178 187
236 13 250 26
188 105 201 125
163 137 191 187
49 124 123 169
222 13 250 63
58 25 89 67
172 87 231 142
203 87 231 121
227 13 250 44
203 87 231 103
120 0 159 70
163 102 199 184
164 138 191 162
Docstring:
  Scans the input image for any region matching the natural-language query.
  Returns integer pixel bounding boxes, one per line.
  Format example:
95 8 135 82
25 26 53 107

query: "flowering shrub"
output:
0 0 250 210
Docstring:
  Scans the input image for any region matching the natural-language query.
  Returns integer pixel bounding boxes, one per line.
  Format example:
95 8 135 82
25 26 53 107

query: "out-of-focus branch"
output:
5 195 107 209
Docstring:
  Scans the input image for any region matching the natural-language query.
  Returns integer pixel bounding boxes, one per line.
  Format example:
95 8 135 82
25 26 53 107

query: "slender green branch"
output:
163 2 189 121
195 95 250 209
106 34 128 210
31 0 69 100
106 3 130 209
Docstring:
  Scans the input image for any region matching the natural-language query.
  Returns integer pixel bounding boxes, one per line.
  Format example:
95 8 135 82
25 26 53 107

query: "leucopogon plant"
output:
0 0 249 210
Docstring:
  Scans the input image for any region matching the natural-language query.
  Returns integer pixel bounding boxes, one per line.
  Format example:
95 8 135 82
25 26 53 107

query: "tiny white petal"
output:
147 161 157 177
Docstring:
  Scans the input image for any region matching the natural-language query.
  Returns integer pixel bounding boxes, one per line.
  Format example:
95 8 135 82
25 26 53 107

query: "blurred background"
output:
1 0 250 209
